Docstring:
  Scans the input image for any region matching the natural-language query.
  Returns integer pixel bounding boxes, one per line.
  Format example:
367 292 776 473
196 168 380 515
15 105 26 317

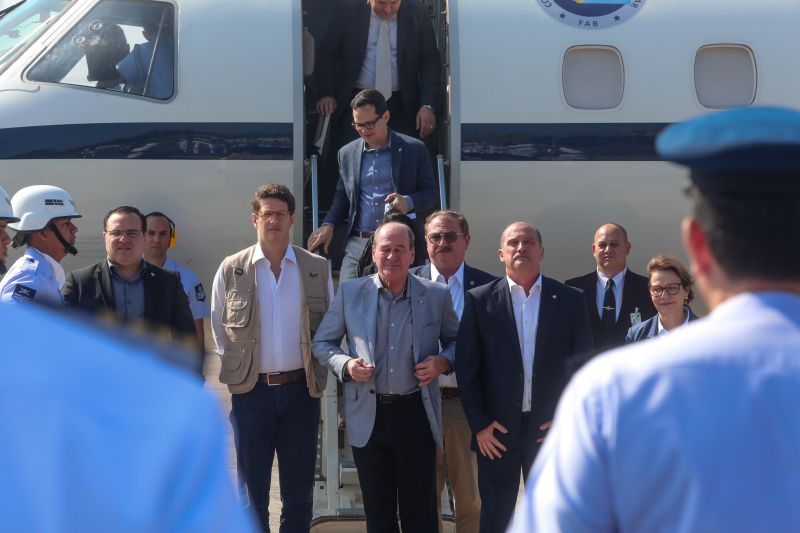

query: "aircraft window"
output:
0 0 70 71
26 0 174 100
562 46 624 110
695 45 756 109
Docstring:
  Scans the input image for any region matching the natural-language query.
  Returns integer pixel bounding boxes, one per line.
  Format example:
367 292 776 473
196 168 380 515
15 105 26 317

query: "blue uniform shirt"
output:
0 247 65 305
117 38 174 99
163 257 210 320
0 302 257 532
509 291 800 533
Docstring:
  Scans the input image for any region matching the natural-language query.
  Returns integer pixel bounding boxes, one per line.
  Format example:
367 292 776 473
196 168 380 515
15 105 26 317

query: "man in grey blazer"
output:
313 220 459 533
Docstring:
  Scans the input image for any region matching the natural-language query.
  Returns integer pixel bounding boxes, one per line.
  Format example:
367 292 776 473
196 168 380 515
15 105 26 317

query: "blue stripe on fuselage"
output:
461 123 668 161
0 122 293 160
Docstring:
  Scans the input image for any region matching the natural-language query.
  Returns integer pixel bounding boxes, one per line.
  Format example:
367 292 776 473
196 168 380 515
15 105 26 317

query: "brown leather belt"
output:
350 231 373 239
441 387 460 400
258 368 306 386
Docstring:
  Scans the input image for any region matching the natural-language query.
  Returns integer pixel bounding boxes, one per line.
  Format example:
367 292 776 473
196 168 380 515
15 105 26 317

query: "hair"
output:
425 210 469 235
500 222 542 247
251 183 296 214
350 89 387 116
597 223 629 242
647 254 695 303
103 206 146 231
375 220 415 250
688 187 800 282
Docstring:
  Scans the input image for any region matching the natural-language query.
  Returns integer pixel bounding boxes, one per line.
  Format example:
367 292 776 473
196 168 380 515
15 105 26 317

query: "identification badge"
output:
630 307 642 326
195 283 206 302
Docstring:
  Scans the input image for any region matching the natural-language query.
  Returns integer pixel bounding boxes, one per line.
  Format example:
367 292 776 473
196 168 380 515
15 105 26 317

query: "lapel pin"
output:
419 299 424 304
150 272 156 278
470 281 475 286
552 294 557 299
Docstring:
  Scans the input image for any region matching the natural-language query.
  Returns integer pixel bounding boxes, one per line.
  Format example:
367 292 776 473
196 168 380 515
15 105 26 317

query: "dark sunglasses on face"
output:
426 231 464 244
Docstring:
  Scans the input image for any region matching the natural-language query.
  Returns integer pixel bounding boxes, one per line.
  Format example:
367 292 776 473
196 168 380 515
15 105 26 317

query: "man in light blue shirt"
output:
0 301 256 532
509 106 800 532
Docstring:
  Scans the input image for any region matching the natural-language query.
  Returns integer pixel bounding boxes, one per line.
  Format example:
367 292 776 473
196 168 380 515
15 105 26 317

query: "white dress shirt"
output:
430 262 465 388
212 245 306 373
657 305 691 334
356 11 399 92
595 267 626 320
508 274 542 412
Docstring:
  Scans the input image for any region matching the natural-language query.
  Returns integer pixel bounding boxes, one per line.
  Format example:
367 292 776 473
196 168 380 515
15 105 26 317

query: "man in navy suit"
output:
565 223 656 353
456 222 592 533
411 210 496 533
308 89 436 279
315 0 441 142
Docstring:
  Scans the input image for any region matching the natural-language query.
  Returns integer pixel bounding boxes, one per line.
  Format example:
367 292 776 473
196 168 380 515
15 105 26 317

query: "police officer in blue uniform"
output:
0 185 81 304
0 185 20 277
509 106 800 532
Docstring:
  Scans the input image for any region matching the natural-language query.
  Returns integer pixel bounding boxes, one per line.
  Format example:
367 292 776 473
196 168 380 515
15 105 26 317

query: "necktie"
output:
375 19 392 100
602 278 616 333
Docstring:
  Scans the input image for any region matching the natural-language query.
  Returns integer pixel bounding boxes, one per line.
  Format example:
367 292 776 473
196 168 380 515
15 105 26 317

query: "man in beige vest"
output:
211 183 333 532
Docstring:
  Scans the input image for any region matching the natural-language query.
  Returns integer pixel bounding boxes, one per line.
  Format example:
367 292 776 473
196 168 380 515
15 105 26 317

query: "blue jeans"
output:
231 381 320 533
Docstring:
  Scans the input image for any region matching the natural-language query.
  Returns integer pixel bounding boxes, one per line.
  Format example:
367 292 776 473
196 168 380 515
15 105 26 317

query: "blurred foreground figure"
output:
0 303 256 533
509 106 800 533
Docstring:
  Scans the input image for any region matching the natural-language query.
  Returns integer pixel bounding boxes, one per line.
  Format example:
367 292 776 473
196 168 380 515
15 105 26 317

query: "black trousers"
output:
476 414 541 533
231 381 320 533
352 392 438 533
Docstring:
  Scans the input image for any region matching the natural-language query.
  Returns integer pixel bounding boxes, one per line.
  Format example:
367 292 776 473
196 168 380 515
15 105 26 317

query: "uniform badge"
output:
195 283 206 302
12 284 37 301
630 307 642 326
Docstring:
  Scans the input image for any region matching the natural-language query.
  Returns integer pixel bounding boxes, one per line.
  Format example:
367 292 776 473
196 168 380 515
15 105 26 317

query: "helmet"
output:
9 185 81 232
0 186 19 222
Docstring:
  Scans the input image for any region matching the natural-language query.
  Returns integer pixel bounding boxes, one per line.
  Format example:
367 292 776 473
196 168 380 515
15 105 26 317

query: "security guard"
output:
0 185 20 277
509 106 800 532
0 185 81 304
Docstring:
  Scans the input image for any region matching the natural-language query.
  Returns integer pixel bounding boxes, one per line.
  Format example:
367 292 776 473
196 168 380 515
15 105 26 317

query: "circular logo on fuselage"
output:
538 0 646 29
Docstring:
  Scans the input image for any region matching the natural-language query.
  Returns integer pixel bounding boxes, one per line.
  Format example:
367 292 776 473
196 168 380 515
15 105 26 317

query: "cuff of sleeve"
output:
404 195 414 213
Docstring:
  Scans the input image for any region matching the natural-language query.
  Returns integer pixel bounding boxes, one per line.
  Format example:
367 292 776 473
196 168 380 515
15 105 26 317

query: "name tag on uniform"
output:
630 307 642 326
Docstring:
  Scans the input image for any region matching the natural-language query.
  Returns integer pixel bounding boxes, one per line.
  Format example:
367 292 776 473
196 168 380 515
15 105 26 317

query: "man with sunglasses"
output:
308 89 436 280
410 210 497 533
63 206 196 356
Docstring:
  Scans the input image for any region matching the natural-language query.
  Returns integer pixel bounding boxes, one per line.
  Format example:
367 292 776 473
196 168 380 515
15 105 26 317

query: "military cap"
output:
656 106 800 196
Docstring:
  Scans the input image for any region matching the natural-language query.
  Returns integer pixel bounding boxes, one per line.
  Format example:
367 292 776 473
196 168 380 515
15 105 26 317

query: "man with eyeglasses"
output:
211 184 333 532
565 223 656 353
63 206 196 354
410 210 497 533
0 185 81 305
308 89 436 280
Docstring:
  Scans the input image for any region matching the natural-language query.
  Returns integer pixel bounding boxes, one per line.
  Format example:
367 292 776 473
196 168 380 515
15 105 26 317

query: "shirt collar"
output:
597 267 627 287
430 261 464 288
107 258 146 279
370 10 398 24
657 305 691 334
252 243 296 267
507 273 542 296
28 247 66 288
372 272 409 298
363 133 392 153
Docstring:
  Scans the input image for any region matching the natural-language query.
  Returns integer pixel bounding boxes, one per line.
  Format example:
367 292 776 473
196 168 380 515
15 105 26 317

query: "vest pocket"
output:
219 340 255 385
223 290 253 328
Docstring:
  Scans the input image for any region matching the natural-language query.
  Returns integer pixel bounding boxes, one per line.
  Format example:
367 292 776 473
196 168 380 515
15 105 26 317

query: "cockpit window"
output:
0 0 70 71
27 0 174 100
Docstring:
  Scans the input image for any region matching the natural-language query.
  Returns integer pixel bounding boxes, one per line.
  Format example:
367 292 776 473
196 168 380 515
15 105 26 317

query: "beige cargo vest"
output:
217 244 330 396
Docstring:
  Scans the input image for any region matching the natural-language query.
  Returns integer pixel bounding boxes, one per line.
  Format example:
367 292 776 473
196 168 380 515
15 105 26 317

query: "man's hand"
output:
476 421 508 459
416 106 436 139
385 193 409 214
316 96 337 116
308 225 334 254
345 358 375 383
536 420 552 444
414 355 450 387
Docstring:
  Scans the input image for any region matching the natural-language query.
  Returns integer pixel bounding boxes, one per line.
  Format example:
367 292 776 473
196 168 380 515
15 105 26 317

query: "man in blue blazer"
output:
308 89 437 279
313 220 459 532
456 222 593 533
411 210 497 533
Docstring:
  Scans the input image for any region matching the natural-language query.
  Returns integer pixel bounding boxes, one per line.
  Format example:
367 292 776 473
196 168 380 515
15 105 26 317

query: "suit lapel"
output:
463 264 478 295
362 278 379 365
390 131 402 192
397 2 409 65
535 277 558 359
409 275 426 364
618 269 636 324
143 264 157 323
352 139 365 206
355 3 371 67
97 262 114 311
495 280 523 363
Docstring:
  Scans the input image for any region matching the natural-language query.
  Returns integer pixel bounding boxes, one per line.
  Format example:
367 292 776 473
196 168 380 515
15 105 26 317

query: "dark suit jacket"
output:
323 129 436 260
63 261 195 340
625 306 700 343
455 276 593 452
316 0 441 119
565 269 657 352
410 262 498 296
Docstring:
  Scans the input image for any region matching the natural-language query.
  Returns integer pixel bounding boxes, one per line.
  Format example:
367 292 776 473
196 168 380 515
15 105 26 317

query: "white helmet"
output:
9 185 81 232
0 185 19 222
